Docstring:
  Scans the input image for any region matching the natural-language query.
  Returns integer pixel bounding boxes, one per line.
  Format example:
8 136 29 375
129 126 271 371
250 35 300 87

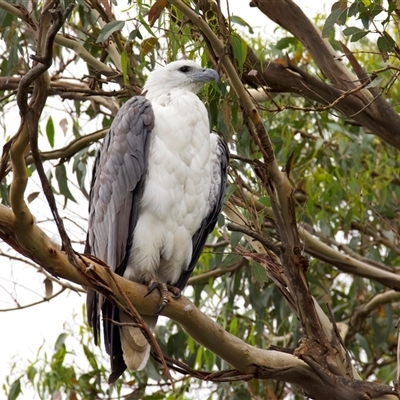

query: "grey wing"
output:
85 96 154 381
175 134 229 290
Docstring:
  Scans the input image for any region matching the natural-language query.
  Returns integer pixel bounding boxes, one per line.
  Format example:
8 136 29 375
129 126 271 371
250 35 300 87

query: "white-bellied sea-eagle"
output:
85 60 229 383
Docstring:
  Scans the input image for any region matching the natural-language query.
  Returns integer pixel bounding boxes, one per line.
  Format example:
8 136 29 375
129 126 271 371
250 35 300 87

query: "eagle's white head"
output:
143 60 219 100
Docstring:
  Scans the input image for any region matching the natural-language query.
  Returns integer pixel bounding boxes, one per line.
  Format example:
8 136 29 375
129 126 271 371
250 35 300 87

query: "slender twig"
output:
187 261 245 286
0 287 67 312
0 251 84 293
226 222 280 254
26 128 107 165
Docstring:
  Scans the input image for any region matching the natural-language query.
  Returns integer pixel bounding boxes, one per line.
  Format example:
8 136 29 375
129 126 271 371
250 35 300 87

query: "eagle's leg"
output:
145 279 181 314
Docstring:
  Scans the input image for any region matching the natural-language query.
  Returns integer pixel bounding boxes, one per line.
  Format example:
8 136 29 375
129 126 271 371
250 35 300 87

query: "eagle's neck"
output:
143 87 199 104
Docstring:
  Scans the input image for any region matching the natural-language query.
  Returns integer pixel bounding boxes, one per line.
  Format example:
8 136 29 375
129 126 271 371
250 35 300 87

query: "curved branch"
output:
251 0 366 94
242 1 400 150
299 226 400 290
243 48 400 150
346 290 400 344
25 128 108 166
0 1 37 29
54 34 114 75
0 202 397 399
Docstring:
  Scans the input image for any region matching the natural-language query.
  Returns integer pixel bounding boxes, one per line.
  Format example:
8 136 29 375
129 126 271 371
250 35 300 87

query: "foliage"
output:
1 0 400 399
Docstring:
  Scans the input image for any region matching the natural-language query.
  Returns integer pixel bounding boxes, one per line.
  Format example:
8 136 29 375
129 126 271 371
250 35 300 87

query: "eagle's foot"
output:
167 285 182 299
144 279 181 314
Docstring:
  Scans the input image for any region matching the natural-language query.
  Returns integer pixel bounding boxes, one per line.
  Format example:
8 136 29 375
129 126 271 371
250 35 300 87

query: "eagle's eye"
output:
179 66 191 73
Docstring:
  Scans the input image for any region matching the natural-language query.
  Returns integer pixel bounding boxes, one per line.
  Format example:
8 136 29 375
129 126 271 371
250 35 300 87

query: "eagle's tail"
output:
119 312 158 371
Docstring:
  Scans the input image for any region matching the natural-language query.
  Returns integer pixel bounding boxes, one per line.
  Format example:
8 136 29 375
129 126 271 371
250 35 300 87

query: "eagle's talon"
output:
167 284 181 299
144 280 181 312
155 302 167 314
144 280 161 297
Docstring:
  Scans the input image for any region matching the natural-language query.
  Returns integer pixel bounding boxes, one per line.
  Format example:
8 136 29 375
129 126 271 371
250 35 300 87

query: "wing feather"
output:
85 96 154 380
175 134 229 290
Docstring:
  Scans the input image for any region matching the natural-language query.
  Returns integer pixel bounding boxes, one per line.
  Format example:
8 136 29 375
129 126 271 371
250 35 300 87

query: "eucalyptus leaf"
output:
96 20 125 43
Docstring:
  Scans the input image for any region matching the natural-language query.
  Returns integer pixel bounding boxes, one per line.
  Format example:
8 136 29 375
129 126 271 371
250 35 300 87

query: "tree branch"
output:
0 201 397 399
243 1 400 150
299 226 400 290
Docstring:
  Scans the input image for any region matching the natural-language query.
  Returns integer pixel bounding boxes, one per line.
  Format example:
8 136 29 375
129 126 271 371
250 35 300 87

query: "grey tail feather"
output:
119 312 158 371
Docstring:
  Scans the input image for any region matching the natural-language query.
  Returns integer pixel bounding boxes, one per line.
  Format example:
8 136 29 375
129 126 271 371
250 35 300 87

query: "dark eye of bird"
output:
179 66 191 73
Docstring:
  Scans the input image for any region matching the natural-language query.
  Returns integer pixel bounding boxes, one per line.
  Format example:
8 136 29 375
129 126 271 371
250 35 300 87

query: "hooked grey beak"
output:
191 68 219 83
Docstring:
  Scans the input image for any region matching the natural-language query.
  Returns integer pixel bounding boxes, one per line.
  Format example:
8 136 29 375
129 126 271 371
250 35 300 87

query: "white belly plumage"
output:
124 90 211 285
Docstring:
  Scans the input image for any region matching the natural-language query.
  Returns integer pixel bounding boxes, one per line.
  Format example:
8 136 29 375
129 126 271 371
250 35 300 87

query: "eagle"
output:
85 60 229 383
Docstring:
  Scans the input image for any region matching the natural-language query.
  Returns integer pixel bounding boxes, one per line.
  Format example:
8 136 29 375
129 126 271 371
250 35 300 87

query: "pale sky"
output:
0 1 329 398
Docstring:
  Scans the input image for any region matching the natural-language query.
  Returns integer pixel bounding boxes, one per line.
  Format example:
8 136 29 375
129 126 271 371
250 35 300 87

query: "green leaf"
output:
121 49 128 86
83 344 98 370
229 316 238 334
129 28 143 40
230 231 243 248
96 20 125 43
231 34 247 74
258 196 271 207
46 116 55 148
342 26 364 36
143 393 166 400
322 8 348 38
251 262 269 286
26 366 36 383
348 1 358 17
54 332 68 351
233 390 251 400
73 150 89 199
377 36 388 52
55 164 76 206
360 17 370 30
350 30 369 42
6 33 18 78
230 15 254 34
220 253 241 268
8 379 21 400
0 7 14 29
137 10 157 37
382 32 397 52
275 37 298 50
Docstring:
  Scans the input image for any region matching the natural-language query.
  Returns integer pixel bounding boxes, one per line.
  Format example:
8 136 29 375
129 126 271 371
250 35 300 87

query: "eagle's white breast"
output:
124 89 212 284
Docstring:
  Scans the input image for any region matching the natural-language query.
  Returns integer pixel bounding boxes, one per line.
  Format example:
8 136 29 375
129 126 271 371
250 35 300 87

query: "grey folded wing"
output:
84 96 154 379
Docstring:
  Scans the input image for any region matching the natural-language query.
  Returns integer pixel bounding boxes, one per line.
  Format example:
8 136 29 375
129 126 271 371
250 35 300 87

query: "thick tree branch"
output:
0 202 396 400
299 227 400 290
251 0 366 94
346 290 400 345
242 1 400 150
